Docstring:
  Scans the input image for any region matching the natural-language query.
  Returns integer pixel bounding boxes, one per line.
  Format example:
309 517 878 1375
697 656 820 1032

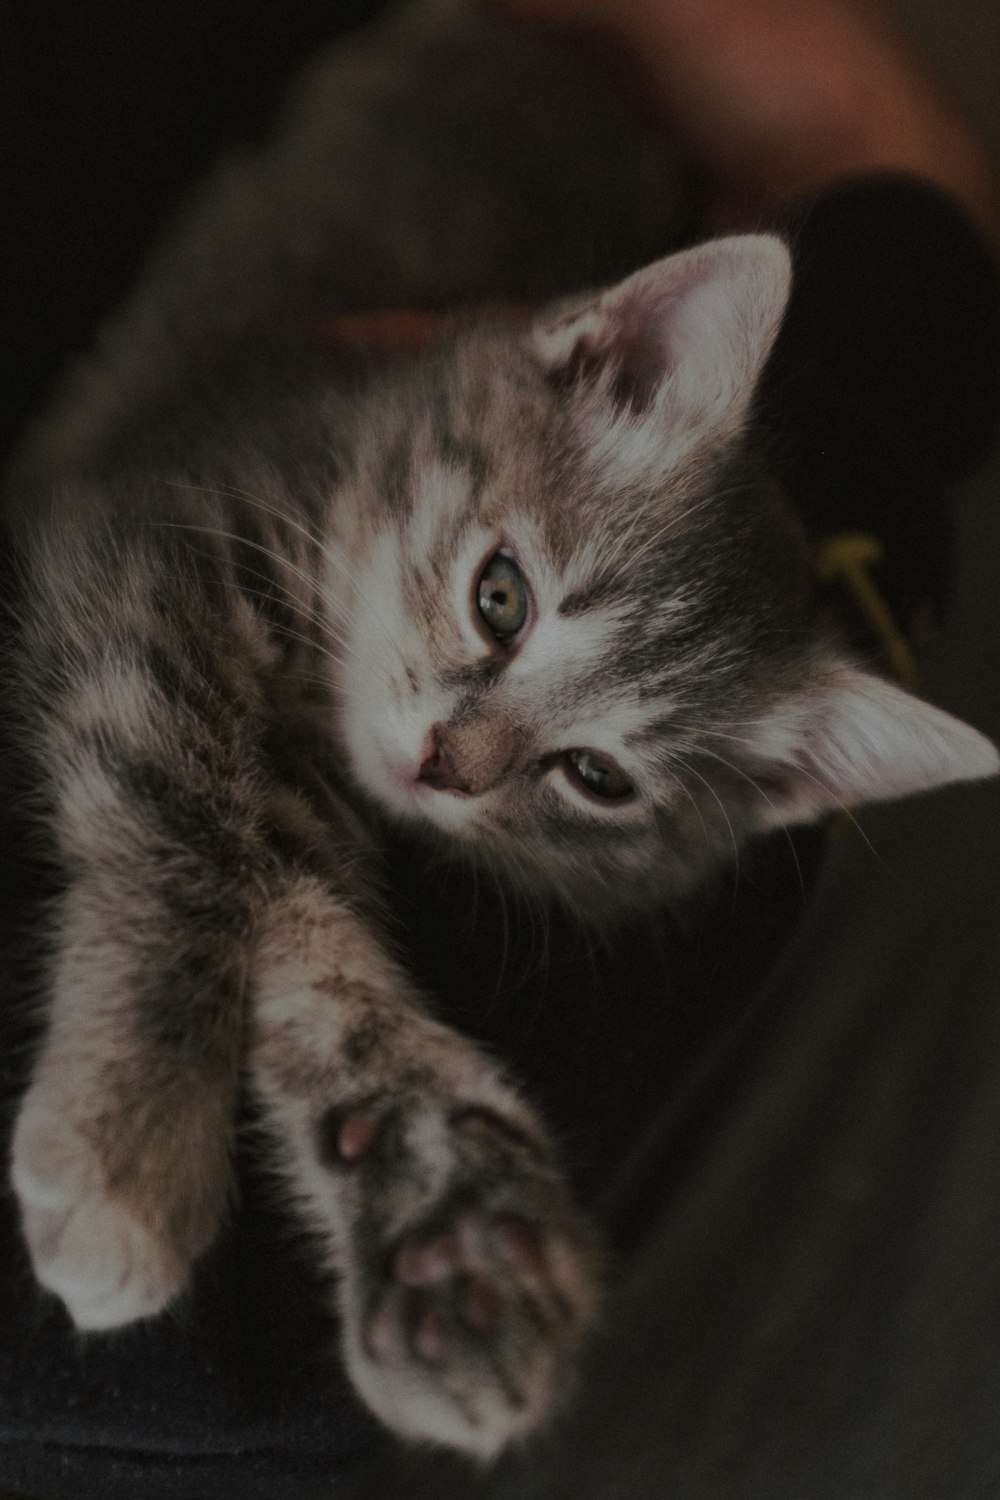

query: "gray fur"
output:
5 0 997 1462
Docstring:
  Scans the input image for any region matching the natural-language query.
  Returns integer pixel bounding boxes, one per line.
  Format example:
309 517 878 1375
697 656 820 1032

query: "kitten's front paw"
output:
327 1097 599 1459
12 1093 187 1329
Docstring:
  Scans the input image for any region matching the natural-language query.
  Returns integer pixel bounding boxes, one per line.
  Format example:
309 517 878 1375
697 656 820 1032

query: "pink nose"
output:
417 726 472 795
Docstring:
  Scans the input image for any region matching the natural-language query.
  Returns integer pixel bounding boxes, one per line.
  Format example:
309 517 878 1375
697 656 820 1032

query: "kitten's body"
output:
5 0 997 1462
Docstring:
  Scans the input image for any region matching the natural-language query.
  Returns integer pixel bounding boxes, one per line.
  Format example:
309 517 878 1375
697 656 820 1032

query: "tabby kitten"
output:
6 3 997 1466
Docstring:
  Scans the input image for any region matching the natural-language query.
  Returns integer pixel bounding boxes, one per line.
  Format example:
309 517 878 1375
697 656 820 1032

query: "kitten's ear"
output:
531 235 791 475
752 662 999 829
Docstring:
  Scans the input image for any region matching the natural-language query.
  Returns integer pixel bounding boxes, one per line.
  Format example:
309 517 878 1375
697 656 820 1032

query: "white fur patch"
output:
752 662 1000 827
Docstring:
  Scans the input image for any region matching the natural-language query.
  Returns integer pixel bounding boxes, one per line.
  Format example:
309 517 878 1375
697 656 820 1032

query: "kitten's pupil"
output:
477 553 528 640
564 749 633 801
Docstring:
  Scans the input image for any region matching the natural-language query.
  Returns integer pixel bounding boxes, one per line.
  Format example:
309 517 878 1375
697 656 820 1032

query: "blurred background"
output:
2 0 996 467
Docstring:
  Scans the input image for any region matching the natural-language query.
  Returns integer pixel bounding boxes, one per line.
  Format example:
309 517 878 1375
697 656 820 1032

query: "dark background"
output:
4 0 995 463
1 0 392 463
3 0 996 480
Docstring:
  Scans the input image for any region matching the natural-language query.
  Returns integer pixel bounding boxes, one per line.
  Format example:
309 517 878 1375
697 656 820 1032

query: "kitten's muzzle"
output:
417 723 517 798
417 726 474 796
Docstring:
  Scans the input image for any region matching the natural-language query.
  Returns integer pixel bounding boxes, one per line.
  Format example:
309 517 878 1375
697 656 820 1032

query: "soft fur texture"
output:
5 0 998 1463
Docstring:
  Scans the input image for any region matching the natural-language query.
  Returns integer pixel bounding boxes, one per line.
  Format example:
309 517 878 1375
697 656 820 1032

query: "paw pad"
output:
316 1103 380 1165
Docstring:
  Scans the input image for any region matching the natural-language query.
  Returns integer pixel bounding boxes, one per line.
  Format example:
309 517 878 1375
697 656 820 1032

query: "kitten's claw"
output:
336 1096 599 1459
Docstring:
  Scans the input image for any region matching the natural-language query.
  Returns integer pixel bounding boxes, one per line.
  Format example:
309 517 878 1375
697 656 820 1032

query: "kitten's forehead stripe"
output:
558 581 623 617
435 435 491 495
445 661 504 698
378 433 414 517
426 364 493 487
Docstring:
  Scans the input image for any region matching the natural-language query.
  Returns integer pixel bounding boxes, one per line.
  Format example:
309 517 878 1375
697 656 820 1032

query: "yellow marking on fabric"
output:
815 533 920 692
815 532 920 841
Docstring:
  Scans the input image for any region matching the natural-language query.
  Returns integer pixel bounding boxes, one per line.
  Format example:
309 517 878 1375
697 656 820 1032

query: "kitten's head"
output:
333 235 997 914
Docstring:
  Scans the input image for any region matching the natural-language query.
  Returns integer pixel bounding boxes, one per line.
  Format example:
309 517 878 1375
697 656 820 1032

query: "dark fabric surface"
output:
0 0 391 461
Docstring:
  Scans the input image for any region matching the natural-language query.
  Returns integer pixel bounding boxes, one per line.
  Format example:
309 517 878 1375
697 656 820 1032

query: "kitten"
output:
5 0 997 1465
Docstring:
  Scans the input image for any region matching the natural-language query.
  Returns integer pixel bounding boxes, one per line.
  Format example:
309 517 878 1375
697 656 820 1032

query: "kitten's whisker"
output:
144 520 397 684
465 846 482 944
157 476 325 548
164 540 355 675
674 721 888 871
151 475 394 632
166 481 403 658
669 751 741 904
474 845 504 1006
663 765 711 851
600 475 771 592
595 487 725 593
147 518 337 621
493 850 512 1010
199 550 348 648
696 744 805 898
532 879 552 1006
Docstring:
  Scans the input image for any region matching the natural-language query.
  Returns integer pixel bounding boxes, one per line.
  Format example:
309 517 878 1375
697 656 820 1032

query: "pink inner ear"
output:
551 293 672 416
748 665 1000 831
534 236 792 478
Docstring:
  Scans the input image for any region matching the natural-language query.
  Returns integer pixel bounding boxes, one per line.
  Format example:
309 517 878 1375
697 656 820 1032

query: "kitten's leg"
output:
250 871 599 1458
11 883 243 1329
10 565 264 1328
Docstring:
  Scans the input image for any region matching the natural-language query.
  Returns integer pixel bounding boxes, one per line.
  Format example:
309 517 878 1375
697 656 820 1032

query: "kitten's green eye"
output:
477 552 529 641
564 749 634 801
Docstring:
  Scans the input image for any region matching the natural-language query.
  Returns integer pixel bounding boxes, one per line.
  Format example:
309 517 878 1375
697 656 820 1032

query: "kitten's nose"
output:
417 726 473 795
